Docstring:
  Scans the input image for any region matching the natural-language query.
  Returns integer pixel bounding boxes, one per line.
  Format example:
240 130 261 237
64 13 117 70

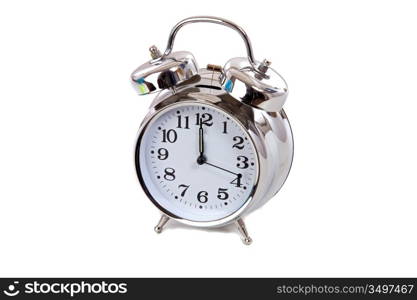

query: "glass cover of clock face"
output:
137 102 259 222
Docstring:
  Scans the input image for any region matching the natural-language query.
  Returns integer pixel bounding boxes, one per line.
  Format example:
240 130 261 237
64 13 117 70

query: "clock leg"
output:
154 215 170 234
236 218 252 245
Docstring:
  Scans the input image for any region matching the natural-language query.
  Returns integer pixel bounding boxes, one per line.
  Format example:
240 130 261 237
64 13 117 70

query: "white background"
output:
0 0 416 277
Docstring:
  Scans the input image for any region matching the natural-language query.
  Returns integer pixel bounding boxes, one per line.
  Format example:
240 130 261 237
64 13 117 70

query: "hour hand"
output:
203 161 241 177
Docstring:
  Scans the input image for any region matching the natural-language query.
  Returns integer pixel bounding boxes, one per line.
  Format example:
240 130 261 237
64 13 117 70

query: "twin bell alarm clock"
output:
131 16 293 244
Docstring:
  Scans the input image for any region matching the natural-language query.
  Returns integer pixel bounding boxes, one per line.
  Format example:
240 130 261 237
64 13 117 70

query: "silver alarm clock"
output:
131 16 293 244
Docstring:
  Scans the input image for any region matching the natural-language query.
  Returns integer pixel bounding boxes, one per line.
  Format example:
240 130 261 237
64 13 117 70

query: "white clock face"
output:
137 102 259 222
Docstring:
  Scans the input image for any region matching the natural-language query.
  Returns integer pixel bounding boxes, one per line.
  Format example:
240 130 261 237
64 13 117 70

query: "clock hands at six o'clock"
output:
196 118 242 179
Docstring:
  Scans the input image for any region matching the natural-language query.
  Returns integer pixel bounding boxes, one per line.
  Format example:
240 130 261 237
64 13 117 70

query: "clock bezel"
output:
135 99 261 228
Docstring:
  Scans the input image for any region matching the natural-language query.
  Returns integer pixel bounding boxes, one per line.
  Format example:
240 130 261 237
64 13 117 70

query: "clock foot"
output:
154 215 170 234
236 218 252 245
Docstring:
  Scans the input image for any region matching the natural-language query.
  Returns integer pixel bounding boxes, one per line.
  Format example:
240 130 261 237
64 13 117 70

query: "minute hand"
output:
204 161 241 177
199 121 204 156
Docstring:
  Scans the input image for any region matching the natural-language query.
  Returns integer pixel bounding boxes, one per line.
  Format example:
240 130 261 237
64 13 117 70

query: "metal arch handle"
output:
160 16 259 70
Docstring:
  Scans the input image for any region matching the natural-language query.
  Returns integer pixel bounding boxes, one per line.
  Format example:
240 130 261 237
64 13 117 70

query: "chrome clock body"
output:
131 16 293 244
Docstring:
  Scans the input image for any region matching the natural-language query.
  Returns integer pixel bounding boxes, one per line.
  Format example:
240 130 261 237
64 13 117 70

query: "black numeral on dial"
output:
197 191 208 203
222 121 227 134
164 167 176 181
236 156 249 169
217 188 229 200
177 115 190 129
230 174 242 188
195 113 213 126
157 148 168 160
232 136 244 149
162 129 177 143
178 184 190 197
